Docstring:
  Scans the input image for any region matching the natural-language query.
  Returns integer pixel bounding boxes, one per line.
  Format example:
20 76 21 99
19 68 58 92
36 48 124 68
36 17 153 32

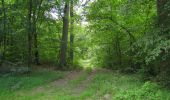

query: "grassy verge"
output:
0 69 66 100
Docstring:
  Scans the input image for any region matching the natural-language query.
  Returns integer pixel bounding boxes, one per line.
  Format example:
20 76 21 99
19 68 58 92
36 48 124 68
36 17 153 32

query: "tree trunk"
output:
115 33 122 66
1 0 7 61
59 2 69 69
70 0 74 65
34 29 40 65
117 40 122 66
33 0 40 65
27 0 33 67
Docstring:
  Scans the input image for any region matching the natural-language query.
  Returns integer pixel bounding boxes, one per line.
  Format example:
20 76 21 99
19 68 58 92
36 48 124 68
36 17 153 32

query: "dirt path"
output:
16 68 115 100
32 69 97 96
52 70 83 87
72 70 97 94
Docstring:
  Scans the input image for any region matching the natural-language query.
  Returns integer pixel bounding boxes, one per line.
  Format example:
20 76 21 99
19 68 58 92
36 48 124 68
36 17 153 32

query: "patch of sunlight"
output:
79 59 94 70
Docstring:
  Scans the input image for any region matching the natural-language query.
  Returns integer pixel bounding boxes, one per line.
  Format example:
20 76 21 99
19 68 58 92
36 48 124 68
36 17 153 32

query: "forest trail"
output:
31 70 84 94
52 70 83 87
53 69 97 94
32 60 94 95
1 67 153 100
23 68 115 100
29 69 101 99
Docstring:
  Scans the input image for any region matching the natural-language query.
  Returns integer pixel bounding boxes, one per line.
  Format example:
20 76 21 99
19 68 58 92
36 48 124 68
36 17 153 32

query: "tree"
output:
59 1 69 69
70 0 74 65
27 0 33 67
32 0 43 65
1 0 7 61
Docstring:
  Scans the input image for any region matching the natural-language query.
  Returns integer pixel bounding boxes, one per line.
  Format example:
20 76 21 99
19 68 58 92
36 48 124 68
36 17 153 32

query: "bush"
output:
156 71 170 89
115 81 168 100
10 67 31 75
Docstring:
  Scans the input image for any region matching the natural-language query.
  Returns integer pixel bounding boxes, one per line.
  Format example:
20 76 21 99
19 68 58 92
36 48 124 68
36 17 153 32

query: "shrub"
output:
115 81 168 100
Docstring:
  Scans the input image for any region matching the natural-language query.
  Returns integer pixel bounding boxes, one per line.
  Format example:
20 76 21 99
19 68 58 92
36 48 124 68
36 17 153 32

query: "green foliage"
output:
1 1 170 99
115 81 170 100
85 0 170 89
86 0 157 70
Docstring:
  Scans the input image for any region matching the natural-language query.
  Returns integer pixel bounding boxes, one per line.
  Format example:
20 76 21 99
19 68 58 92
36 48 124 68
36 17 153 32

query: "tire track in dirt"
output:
30 70 83 95
71 69 97 94
52 70 83 87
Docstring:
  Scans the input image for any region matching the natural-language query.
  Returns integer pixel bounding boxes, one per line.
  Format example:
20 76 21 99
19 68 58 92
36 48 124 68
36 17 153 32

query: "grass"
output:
77 71 143 100
0 68 170 100
0 69 66 100
69 71 89 86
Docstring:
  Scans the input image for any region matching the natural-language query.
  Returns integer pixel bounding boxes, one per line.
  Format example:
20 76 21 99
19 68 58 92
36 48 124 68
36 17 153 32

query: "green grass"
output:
0 69 170 100
69 71 89 86
76 72 143 100
0 69 66 100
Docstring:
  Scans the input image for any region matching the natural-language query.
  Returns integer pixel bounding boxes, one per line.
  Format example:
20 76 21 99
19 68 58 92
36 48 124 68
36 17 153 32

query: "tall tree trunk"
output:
33 0 40 65
27 0 33 67
34 28 40 65
70 0 74 66
117 40 122 66
59 1 69 69
1 0 7 61
115 33 122 66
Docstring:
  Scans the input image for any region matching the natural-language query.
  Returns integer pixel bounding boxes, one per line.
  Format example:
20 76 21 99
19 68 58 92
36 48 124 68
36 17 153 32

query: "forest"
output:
0 0 170 99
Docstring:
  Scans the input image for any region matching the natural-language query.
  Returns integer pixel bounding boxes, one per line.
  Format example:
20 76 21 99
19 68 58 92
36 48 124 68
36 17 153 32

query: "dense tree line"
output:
0 0 83 70
87 0 170 87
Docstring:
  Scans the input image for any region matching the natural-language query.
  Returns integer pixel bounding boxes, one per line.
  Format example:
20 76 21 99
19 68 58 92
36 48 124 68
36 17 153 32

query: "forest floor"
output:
0 68 140 100
0 62 170 99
